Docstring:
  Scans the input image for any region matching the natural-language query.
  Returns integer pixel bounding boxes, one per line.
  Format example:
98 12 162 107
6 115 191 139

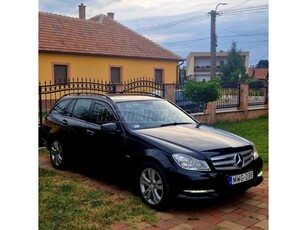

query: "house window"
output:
154 69 163 83
111 67 121 83
54 64 68 83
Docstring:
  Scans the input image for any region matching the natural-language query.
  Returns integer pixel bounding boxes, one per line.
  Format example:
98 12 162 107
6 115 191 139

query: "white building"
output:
186 51 249 82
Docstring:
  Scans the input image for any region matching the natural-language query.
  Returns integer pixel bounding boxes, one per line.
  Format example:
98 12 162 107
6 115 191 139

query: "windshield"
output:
116 99 196 130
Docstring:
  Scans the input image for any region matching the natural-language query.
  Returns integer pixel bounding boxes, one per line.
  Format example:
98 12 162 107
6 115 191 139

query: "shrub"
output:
182 80 220 109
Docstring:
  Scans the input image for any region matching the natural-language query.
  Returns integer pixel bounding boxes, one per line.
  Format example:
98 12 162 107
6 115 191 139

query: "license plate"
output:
228 171 253 185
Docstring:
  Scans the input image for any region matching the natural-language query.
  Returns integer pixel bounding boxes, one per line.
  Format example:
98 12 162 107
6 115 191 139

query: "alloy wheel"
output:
140 168 164 205
51 140 63 167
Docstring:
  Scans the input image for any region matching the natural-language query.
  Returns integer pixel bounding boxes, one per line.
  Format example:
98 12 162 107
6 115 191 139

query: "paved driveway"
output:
39 155 268 230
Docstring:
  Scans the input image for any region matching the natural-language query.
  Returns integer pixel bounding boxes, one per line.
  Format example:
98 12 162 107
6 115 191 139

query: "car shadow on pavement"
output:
64 159 251 211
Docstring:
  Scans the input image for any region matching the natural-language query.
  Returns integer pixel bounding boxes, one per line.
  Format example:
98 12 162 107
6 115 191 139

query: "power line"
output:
218 27 268 42
161 33 267 46
221 5 268 14
136 4 268 33
138 15 208 33
222 0 252 11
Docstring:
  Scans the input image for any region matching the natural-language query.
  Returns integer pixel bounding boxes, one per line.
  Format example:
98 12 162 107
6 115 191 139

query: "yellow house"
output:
39 7 184 85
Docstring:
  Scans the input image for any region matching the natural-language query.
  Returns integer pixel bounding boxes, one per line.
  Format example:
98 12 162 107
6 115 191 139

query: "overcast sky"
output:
39 0 268 66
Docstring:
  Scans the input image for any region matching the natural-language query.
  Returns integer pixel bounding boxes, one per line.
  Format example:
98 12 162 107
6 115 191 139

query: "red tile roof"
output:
248 68 269 80
39 12 183 61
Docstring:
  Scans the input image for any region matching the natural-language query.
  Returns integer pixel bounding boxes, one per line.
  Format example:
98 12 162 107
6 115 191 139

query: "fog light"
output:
257 171 263 177
183 189 215 194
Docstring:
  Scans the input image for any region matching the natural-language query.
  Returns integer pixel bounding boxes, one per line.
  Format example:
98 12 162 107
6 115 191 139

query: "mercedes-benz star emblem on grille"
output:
234 153 244 167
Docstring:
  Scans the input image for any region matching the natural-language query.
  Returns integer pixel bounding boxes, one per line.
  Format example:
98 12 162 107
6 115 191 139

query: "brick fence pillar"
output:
239 84 248 117
115 83 124 93
164 83 176 103
203 101 217 124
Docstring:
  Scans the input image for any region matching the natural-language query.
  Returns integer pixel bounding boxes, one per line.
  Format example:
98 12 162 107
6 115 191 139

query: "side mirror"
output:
100 122 117 133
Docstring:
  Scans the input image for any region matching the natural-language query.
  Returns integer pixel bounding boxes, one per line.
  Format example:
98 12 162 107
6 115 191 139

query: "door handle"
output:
62 119 68 125
86 129 94 136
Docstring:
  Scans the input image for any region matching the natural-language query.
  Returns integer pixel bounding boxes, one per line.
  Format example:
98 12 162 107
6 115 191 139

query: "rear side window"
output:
50 99 71 115
71 99 92 121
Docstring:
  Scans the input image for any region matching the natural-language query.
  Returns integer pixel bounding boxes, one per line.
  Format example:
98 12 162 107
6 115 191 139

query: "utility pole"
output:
209 3 228 79
210 10 217 79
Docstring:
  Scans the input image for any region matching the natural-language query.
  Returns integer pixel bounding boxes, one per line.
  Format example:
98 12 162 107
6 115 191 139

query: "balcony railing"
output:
194 66 221 72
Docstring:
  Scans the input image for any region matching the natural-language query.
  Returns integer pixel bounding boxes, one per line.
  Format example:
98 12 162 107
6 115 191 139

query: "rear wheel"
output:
50 140 67 169
139 162 171 210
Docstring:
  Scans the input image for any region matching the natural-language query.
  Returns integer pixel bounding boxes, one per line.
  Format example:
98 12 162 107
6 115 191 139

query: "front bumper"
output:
170 157 263 200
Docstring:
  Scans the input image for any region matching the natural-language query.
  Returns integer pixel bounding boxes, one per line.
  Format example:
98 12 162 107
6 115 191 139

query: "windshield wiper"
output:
160 122 193 127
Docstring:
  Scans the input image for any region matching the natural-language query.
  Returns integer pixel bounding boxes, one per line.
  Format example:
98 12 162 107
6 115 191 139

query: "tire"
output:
138 162 171 210
50 139 67 169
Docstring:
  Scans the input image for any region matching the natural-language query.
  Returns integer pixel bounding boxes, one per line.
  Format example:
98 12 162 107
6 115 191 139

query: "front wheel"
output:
50 140 67 169
139 162 171 210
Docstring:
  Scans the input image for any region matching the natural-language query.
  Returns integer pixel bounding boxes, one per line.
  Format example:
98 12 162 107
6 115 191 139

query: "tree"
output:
182 80 220 109
255 60 269 68
220 41 246 84
179 66 186 84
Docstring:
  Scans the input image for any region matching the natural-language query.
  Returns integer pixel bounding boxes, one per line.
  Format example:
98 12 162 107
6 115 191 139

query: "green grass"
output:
211 115 269 169
39 167 156 230
39 147 49 156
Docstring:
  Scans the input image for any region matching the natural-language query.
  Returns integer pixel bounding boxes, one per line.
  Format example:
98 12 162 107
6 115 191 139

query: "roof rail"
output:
60 91 164 100
61 92 112 100
118 90 164 98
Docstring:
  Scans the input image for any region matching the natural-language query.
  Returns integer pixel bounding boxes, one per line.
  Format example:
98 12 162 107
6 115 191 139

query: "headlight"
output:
172 153 211 171
253 145 259 159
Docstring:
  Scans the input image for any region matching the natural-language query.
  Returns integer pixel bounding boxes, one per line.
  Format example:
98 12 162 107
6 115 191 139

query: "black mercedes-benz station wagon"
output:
40 94 263 210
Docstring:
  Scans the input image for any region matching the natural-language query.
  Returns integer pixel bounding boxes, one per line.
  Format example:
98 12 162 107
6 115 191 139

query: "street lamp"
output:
210 3 228 79
215 3 228 12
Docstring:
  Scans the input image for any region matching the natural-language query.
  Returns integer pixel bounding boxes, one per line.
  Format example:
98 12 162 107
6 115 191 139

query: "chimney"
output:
107 12 114 19
78 3 86 19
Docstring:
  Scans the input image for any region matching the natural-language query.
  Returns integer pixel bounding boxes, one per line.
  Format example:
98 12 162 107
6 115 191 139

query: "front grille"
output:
210 149 253 170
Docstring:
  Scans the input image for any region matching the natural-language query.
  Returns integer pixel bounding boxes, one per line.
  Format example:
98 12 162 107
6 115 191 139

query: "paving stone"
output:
248 225 265 230
256 208 268 217
145 227 163 230
234 216 259 228
168 217 186 226
169 223 194 230
156 212 175 220
236 202 261 212
202 215 223 225
243 199 261 206
218 220 246 230
110 223 126 230
221 213 245 222
216 205 237 213
155 220 177 229
186 220 216 230
242 211 267 221
136 222 152 229
254 219 269 230
256 202 268 209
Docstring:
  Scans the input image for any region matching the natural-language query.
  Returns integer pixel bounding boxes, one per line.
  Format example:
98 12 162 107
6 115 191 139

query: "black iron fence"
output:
38 78 164 126
38 78 269 126
123 78 164 96
248 80 268 106
217 82 240 109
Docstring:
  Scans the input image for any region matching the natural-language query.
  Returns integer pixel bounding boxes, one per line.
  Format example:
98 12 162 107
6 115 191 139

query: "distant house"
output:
248 68 269 81
186 51 249 82
39 4 183 84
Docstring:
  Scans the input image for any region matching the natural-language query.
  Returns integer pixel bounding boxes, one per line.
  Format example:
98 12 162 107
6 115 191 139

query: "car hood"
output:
134 124 251 152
